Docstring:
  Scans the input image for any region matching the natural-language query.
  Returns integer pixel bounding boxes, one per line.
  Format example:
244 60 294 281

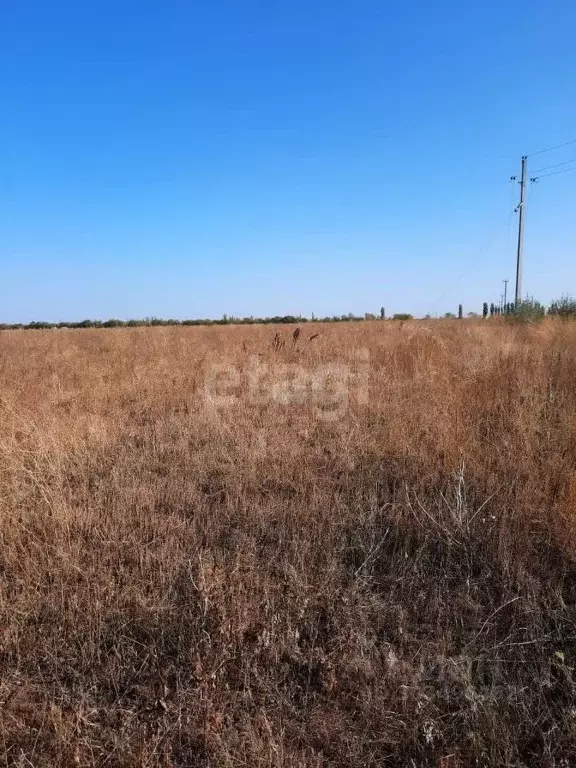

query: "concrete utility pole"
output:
515 156 528 305
503 278 508 308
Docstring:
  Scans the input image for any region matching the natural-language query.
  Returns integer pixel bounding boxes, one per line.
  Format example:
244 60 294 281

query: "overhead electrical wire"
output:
429 204 519 313
535 166 576 180
528 138 576 157
531 157 576 174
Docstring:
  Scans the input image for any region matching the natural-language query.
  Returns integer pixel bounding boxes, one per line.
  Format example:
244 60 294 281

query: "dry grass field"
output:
1 319 576 767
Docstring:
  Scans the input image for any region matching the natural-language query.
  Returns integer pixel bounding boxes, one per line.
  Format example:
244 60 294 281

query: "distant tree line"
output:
0 312 409 331
1 297 575 331
474 297 576 321
480 297 548 321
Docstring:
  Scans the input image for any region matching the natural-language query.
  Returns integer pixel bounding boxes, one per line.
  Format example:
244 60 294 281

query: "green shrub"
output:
506 297 546 323
549 295 576 318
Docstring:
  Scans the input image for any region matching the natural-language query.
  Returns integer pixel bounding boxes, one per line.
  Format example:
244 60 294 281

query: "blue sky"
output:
1 0 575 321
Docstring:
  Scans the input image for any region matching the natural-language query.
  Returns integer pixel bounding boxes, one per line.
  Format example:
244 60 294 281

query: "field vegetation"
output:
1 319 576 766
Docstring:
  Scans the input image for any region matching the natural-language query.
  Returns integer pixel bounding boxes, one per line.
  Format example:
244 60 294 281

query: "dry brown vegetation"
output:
1 319 576 767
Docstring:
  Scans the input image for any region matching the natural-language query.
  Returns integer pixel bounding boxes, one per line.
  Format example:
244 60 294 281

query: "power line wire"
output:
535 166 576 180
529 138 576 157
507 176 516 245
532 157 576 174
429 205 518 312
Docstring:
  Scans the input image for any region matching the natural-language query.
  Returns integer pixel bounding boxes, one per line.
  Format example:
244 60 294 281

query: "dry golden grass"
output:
1 319 576 766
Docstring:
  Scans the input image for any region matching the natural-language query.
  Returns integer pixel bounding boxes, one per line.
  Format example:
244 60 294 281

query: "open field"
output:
1 319 576 767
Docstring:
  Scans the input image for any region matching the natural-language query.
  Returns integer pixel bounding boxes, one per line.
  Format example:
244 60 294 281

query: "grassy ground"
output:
1 319 576 767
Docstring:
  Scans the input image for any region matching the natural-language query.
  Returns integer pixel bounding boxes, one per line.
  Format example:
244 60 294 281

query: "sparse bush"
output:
507 296 546 323
102 318 125 328
549 294 576 318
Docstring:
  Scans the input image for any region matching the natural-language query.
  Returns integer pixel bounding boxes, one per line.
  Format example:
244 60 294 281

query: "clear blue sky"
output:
2 0 575 322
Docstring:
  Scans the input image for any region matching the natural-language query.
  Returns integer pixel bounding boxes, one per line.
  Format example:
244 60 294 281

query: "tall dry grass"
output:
1 319 576 766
